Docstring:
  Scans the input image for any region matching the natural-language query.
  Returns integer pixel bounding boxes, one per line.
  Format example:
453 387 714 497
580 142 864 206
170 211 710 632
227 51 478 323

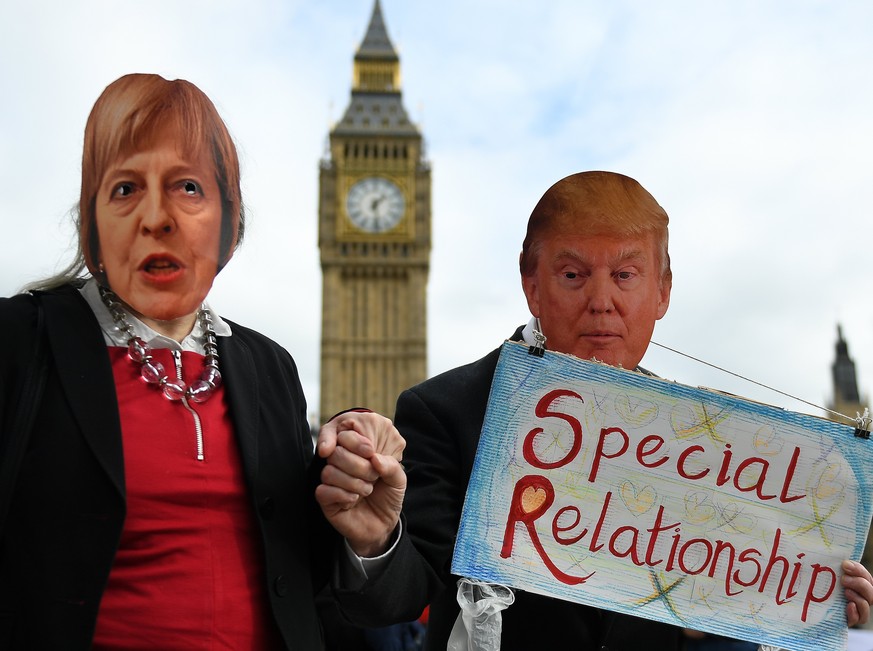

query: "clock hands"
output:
346 177 404 232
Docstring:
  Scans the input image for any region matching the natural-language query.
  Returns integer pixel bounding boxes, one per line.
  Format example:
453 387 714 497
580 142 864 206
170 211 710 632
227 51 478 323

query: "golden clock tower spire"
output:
353 0 400 92
318 0 431 420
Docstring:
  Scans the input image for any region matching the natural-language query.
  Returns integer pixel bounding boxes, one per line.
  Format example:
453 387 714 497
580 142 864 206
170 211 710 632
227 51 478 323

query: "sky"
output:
2 0 872 426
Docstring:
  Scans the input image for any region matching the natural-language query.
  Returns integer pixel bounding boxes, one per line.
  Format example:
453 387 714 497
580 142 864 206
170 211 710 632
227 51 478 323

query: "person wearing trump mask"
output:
332 171 873 651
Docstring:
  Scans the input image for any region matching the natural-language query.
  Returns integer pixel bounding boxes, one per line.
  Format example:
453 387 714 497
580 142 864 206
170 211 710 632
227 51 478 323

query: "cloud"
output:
3 0 872 422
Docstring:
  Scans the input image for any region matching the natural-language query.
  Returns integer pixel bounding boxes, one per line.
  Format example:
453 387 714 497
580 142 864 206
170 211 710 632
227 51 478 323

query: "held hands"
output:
315 411 406 558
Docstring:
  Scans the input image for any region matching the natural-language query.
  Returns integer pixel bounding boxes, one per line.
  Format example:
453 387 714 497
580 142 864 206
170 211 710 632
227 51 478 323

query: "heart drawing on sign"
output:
815 463 846 501
521 485 548 514
670 403 730 442
684 491 717 524
614 394 659 427
752 425 784 456
619 481 657 515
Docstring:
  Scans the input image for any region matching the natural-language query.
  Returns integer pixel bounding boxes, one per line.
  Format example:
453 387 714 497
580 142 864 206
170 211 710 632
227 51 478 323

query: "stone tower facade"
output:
318 0 431 420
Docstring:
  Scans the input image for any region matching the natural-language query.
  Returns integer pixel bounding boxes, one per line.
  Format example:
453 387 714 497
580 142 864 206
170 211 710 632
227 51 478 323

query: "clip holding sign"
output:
854 408 871 439
528 322 547 358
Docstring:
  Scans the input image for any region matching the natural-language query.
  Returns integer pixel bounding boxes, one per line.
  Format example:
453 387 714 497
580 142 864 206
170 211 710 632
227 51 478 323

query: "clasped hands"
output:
315 411 406 558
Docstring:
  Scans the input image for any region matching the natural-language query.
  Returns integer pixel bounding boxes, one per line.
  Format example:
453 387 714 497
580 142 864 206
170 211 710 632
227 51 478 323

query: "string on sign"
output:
649 340 872 438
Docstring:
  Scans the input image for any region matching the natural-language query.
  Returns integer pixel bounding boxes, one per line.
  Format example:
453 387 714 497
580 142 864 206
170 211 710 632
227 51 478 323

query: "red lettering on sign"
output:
501 475 593 585
803 564 837 622
523 389 584 470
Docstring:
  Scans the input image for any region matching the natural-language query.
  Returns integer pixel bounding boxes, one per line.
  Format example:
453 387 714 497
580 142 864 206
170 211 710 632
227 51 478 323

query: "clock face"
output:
346 177 405 233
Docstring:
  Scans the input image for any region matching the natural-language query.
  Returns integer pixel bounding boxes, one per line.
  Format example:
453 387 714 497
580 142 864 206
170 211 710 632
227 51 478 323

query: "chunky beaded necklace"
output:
98 286 222 404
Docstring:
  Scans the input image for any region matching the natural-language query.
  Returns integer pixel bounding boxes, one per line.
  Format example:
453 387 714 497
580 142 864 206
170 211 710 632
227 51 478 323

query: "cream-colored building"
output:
318 1 431 420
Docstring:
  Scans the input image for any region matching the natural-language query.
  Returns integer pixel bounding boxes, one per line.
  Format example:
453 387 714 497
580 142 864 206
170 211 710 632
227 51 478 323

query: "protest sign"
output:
452 341 873 651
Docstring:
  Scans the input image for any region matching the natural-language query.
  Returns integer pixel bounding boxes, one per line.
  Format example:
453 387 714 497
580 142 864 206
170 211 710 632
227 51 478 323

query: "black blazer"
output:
0 285 337 650
336 329 683 651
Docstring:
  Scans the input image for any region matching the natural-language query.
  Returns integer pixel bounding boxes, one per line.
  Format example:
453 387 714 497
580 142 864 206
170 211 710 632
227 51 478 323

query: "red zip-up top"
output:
92 347 282 650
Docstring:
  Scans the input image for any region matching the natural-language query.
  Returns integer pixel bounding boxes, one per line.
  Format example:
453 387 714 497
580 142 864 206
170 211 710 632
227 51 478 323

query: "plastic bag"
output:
446 578 515 651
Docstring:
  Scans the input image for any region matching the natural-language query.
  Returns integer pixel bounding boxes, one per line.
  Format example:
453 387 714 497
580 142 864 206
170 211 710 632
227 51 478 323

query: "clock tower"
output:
318 0 431 420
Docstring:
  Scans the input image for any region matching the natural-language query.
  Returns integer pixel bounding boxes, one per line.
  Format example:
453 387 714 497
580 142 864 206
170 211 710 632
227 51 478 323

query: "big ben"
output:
318 0 431 420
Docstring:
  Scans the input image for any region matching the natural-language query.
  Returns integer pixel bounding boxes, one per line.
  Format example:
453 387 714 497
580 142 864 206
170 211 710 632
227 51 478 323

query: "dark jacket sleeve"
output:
0 287 126 650
331 346 502 634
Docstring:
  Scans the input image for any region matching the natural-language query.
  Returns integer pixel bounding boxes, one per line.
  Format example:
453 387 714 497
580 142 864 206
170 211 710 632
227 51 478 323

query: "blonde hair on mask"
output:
519 171 670 282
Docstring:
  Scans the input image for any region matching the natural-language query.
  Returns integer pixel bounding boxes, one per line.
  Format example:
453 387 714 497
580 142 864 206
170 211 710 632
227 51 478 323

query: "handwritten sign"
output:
452 341 873 651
